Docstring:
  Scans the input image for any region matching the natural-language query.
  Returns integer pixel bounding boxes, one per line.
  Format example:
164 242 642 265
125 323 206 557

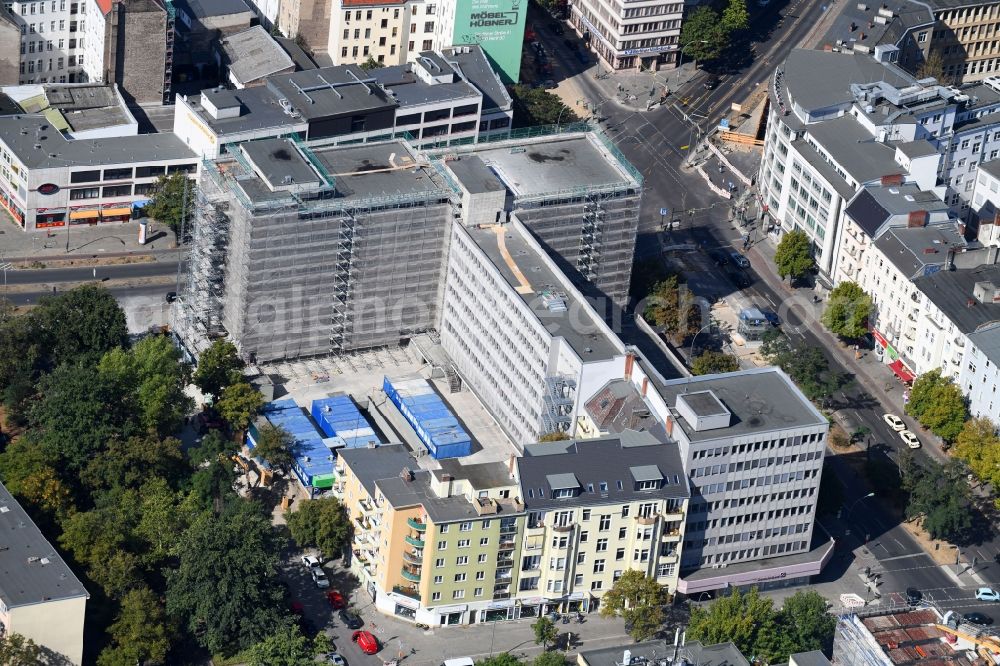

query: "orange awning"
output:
69 210 100 220
100 208 132 217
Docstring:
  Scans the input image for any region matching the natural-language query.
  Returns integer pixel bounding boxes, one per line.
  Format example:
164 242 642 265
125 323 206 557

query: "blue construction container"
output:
311 395 381 449
247 399 333 492
382 376 473 459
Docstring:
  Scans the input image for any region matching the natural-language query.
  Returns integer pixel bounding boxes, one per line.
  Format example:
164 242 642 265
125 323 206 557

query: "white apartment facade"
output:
959 322 1000 426
972 158 1000 245
568 0 683 71
3 0 87 84
322 0 437 67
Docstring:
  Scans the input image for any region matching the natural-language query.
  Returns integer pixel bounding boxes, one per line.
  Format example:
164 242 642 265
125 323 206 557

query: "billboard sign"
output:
454 0 527 83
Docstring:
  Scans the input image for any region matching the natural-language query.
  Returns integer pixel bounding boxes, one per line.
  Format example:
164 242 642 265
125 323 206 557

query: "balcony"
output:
496 558 514 568
393 585 421 601
498 539 516 550
405 535 425 548
401 567 422 582
495 570 513 581
635 514 657 526
355 517 371 531
359 499 374 514
407 517 427 531
551 523 574 533
403 549 424 564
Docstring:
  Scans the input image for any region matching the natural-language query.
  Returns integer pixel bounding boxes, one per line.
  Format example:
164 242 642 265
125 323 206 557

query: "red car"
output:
290 601 304 616
327 590 346 609
352 630 379 655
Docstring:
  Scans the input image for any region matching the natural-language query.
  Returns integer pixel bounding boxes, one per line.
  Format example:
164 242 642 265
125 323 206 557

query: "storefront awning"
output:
101 208 132 217
69 210 100 220
131 199 151 209
888 359 915 383
871 328 889 348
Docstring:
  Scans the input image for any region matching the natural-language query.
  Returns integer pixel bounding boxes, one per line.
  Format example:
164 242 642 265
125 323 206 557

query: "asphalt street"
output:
3 261 179 285
2 282 171 306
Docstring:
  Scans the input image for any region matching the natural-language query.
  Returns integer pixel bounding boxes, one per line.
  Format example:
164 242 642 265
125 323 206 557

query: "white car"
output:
977 588 1000 602
313 567 331 589
302 554 322 569
883 414 906 431
899 430 921 449
327 653 347 666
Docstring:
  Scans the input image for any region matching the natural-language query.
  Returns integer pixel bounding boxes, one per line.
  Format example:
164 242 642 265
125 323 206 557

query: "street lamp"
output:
556 104 571 130
689 321 714 361
843 492 875 522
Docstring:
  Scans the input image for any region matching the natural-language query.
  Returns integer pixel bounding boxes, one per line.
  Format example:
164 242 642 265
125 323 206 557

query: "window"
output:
599 482 608 492
579 530 588 543
621 505 630 517
591 580 603 591
593 559 605 573
70 169 100 183
456 556 468 565
439 524 449 533
102 185 131 197
135 165 165 178
480 537 489 546
481 520 491 529
637 479 660 490
433 575 443 584
582 509 591 521
458 539 470 548
616 548 625 561
596 538 608 552
437 540 447 549
474 587 483 597
432 592 441 601
453 590 465 599
574 574 584 586
598 515 610 531
549 557 566 570
454 573 467 582
435 558 445 568
618 527 627 539
459 522 472 532
69 187 99 199
478 553 487 563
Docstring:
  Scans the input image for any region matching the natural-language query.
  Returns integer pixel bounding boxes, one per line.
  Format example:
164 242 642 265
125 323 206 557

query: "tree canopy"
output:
145 173 193 232
253 423 296 471
192 339 245 399
680 7 728 63
643 275 701 343
688 588 835 663
286 496 352 560
599 570 666 641
905 369 967 442
243 624 317 666
900 455 975 542
96 587 174 666
0 634 50 666
477 654 524 666
532 617 559 650
761 330 846 402
721 0 749 32
510 85 579 128
822 282 872 340
217 381 265 434
953 418 1000 505
773 229 815 283
533 654 567 666
691 350 740 375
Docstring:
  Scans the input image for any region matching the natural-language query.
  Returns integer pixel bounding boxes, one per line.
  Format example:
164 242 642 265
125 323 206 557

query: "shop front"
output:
434 604 467 626
100 206 133 223
69 209 101 225
871 327 915 384
391 593 419 621
35 209 66 228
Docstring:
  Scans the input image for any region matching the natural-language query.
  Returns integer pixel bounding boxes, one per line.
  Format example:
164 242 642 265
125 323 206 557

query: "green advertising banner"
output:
453 0 527 83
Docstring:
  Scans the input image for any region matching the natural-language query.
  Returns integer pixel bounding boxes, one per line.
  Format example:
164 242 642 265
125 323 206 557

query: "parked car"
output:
340 609 364 629
761 309 780 326
905 587 922 604
882 414 906 431
549 21 564 35
976 587 1000 602
328 653 347 666
312 567 330 589
327 589 346 608
730 251 750 268
352 630 380 655
709 249 729 266
302 555 322 569
964 612 994 626
727 269 751 289
165 291 178 303
899 430 921 449
704 76 719 90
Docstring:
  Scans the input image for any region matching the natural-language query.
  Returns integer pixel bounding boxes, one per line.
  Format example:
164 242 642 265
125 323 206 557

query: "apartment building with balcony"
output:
568 0 683 71
514 433 688 612
337 444 527 626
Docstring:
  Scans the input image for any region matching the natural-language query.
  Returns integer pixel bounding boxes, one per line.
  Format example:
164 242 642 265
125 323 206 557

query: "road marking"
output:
877 552 929 562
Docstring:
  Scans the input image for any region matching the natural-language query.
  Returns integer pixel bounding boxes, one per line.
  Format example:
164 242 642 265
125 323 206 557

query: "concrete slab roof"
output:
241 138 321 189
782 49 915 114
444 154 505 194
266 66 396 121
220 26 295 85
442 45 513 114
311 141 446 202
463 222 624 362
0 482 88 609
805 115 902 184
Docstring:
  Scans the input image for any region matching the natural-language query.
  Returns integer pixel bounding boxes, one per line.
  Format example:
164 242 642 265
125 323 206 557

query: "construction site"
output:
834 607 1000 665
174 126 644 365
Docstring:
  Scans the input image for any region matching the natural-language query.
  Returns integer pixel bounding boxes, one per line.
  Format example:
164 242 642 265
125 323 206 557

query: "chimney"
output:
664 415 674 437
881 173 904 186
624 353 635 381
641 377 649 397
507 454 517 478
441 473 453 496
993 210 1000 226
958 222 967 238
907 210 928 227
400 467 414 482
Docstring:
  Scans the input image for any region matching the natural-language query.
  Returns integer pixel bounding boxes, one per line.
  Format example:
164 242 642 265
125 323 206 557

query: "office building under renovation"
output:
175 127 643 363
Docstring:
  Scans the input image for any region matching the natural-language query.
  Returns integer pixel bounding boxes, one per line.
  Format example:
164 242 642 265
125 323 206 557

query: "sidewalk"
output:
0 216 179 262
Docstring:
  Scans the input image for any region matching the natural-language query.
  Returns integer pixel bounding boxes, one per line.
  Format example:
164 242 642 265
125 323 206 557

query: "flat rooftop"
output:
781 49 916 114
221 26 294 85
469 135 636 198
655 367 827 442
464 222 624 361
369 64 480 108
259 342 517 467
444 154 506 195
0 114 196 168
805 115 902 184
582 640 749 666
312 141 445 202
442 45 512 114
241 138 322 189
187 86 304 136
0 482 88 609
266 66 396 121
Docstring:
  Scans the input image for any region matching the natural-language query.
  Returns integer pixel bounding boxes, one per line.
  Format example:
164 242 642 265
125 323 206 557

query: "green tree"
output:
953 418 1000 503
145 172 193 232
476 654 524 666
188 429 239 467
359 56 385 71
643 275 700 343
599 570 666 640
60 501 145 600
286 496 352 560
773 229 815 283
193 340 245 399
243 623 315 666
533 654 567 666
510 85 579 128
691 350 739 375
134 476 188 564
0 436 75 525
761 331 844 403
917 50 946 81
30 284 128 367
721 0 749 32
906 369 968 441
217 381 264 435
778 591 836 655
822 282 872 339
80 434 187 496
97 587 173 666
0 633 46 666
688 588 788 662
532 617 559 650
99 335 193 436
679 8 728 64
253 423 295 472
900 457 974 542
166 500 288 655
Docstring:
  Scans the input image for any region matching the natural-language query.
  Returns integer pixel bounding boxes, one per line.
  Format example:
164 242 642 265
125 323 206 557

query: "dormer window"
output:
630 465 664 491
553 488 575 499
547 473 580 500
636 480 660 491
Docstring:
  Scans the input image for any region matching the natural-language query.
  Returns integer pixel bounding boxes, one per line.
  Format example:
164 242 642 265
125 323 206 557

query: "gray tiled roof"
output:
782 49 914 114
0 482 88 609
220 26 294 85
442 45 513 114
967 321 1000 364
873 225 966 279
516 434 688 511
914 264 1000 334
